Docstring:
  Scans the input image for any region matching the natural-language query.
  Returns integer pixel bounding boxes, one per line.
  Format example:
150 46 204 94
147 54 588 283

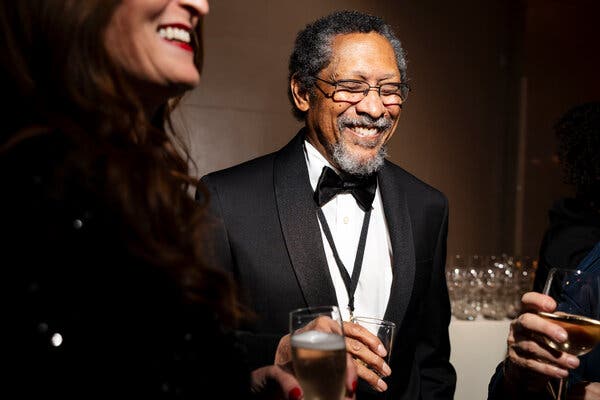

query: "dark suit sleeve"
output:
415 197 457 399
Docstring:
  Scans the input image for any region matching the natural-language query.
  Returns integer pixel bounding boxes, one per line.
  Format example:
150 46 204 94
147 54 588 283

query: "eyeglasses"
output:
313 76 410 105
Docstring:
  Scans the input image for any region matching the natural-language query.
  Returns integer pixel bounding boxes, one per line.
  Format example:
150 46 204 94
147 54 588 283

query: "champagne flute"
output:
539 268 600 399
290 305 347 400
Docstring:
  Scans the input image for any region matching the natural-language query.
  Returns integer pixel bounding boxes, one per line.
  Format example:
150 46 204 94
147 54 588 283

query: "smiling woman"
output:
104 0 208 112
0 0 309 399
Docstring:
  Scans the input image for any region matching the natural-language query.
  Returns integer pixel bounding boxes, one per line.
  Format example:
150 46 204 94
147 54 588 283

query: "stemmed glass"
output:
539 268 600 399
289 305 347 400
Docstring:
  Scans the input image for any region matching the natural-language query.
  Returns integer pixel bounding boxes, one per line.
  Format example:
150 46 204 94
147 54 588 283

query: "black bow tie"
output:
313 166 377 212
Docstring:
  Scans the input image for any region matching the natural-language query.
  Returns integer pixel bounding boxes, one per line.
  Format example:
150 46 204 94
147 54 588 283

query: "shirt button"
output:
343 216 349 224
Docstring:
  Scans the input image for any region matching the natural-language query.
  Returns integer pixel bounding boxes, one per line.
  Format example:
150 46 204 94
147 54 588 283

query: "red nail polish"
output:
288 386 302 400
346 379 357 397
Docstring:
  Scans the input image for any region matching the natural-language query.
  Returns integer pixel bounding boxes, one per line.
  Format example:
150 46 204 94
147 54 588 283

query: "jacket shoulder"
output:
202 152 277 185
383 160 448 206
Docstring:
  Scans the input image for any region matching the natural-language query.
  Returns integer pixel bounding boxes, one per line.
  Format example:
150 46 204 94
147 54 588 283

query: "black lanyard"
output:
317 207 372 319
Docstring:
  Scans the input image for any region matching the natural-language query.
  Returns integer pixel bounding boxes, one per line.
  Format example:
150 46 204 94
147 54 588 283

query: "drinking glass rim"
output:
289 305 345 337
539 310 600 326
351 315 397 328
289 305 341 316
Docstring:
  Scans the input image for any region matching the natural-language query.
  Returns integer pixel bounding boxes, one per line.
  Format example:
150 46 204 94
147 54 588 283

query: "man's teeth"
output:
350 126 379 136
158 27 191 43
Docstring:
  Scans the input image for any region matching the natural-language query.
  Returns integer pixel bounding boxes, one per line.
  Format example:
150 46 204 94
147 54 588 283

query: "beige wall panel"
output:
175 0 519 259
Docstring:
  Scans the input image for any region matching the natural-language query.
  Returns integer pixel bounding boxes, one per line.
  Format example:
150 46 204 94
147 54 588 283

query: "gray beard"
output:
331 140 387 176
331 114 392 176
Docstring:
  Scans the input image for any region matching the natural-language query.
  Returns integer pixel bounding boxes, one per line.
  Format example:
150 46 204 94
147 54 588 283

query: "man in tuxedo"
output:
198 10 456 399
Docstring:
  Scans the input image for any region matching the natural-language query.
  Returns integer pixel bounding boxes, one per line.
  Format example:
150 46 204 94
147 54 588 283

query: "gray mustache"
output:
337 115 393 131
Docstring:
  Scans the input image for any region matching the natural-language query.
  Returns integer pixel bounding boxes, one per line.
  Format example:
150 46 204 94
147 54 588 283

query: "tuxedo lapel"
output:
379 163 416 326
274 130 338 308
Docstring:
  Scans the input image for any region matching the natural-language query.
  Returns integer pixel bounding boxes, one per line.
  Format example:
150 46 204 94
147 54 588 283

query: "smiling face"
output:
104 0 209 102
292 32 402 176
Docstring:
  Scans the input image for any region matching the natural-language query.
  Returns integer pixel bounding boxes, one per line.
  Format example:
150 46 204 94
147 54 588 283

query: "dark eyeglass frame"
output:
313 76 410 105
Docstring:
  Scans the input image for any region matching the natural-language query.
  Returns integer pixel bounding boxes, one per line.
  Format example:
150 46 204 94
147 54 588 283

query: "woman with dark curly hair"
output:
533 101 600 290
0 1 329 398
488 101 600 399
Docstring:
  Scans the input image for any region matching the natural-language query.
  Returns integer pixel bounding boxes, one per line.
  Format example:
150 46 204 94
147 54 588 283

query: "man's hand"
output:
342 321 391 392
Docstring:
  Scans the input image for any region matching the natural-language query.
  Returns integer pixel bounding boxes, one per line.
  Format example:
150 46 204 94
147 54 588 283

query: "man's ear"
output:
290 75 310 112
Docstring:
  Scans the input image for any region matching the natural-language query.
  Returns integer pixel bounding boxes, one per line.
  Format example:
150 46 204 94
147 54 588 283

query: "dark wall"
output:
516 0 600 257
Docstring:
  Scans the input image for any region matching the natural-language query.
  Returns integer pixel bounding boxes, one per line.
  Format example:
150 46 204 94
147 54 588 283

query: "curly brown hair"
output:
554 101 600 207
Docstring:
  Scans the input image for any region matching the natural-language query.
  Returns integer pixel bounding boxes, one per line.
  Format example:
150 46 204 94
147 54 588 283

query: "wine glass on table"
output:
289 305 347 400
539 268 600 399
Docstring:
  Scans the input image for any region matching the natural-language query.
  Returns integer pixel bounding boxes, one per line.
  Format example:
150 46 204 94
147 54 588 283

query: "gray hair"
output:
288 10 408 120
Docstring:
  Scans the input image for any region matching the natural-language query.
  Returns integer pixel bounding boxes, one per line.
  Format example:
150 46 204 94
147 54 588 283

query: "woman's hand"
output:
251 364 303 400
503 291 581 393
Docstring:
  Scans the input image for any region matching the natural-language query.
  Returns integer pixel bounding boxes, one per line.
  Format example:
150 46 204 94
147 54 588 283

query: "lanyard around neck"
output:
317 207 372 320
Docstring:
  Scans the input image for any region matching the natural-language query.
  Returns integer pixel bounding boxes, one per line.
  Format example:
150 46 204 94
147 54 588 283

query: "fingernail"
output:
382 362 391 376
556 330 568 342
288 387 302 400
567 356 579 368
347 379 357 397
377 378 388 392
377 344 387 357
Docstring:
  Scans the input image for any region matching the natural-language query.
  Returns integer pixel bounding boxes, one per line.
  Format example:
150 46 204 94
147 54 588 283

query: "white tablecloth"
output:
449 317 511 400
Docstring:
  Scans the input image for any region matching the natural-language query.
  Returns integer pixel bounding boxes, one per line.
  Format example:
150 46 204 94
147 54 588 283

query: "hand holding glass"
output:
539 268 600 399
350 316 396 377
289 305 347 400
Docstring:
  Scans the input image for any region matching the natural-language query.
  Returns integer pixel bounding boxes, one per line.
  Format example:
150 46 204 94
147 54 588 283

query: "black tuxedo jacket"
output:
199 129 456 399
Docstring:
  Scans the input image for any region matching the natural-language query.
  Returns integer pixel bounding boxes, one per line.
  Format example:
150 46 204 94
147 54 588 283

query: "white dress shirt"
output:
304 140 393 322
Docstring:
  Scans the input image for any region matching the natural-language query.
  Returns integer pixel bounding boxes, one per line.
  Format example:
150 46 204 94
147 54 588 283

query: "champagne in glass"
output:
290 305 347 400
538 311 600 356
540 268 600 399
